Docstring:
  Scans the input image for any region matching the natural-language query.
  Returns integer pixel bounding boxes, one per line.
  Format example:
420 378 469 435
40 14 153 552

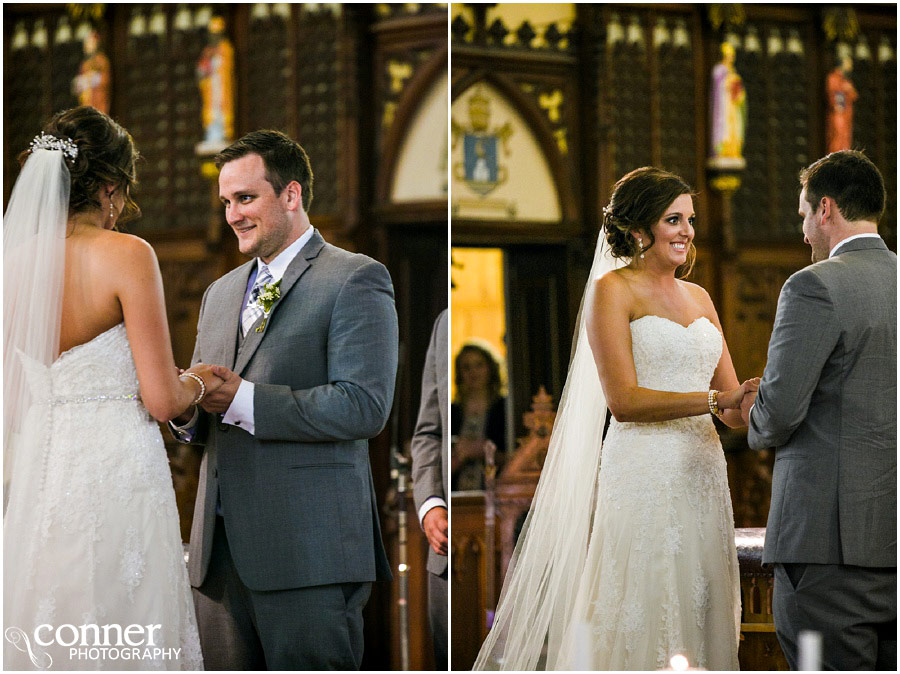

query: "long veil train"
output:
473 233 625 670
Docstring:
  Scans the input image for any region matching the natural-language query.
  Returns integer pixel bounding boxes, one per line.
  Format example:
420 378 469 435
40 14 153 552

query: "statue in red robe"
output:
826 56 858 153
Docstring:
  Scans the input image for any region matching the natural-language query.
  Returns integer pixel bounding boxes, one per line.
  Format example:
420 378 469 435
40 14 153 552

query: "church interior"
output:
450 3 896 671
4 3 446 670
4 1 898 671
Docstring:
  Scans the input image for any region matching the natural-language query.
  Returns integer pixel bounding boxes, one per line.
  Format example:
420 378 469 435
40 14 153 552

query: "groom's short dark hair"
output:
215 130 314 212
800 150 885 223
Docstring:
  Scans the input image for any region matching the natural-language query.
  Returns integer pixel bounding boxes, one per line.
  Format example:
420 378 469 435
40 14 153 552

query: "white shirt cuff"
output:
170 406 199 442
418 497 447 528
222 379 255 435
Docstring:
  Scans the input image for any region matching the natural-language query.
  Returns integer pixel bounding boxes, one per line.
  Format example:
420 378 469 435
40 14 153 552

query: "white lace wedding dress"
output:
4 323 203 670
560 315 740 670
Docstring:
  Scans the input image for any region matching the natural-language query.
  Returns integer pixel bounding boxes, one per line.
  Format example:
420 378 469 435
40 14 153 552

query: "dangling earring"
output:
637 237 645 260
108 189 116 223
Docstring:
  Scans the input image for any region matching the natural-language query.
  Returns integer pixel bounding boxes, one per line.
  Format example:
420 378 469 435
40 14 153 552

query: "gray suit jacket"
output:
748 236 896 567
410 309 448 576
184 231 398 591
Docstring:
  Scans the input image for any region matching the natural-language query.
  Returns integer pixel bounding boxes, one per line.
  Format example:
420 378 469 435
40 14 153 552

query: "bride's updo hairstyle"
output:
602 166 696 277
19 106 141 224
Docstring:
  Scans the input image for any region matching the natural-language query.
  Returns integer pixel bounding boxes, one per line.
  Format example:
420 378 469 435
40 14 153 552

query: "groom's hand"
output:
423 506 448 556
740 388 758 425
200 365 243 414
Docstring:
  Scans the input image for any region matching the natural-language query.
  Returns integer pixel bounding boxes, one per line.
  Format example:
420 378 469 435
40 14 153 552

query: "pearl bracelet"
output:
181 372 206 405
708 389 721 417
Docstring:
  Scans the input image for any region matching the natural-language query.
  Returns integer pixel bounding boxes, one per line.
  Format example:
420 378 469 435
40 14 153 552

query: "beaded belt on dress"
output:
44 393 141 406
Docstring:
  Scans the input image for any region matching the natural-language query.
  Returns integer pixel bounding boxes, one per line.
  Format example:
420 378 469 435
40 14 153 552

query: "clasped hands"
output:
177 363 245 419
717 377 761 424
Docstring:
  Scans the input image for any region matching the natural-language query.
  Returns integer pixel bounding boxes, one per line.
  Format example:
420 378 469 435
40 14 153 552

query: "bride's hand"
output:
182 363 226 397
718 379 757 410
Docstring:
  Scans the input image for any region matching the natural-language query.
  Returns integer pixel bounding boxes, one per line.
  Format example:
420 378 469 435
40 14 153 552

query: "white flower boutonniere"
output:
255 279 282 332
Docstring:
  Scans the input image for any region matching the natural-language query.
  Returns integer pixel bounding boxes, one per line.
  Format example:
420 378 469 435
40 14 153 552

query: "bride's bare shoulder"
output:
94 229 155 257
85 229 159 277
678 279 714 305
594 267 635 296
590 268 636 320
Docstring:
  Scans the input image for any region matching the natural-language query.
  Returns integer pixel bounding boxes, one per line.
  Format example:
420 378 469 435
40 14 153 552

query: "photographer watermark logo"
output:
5 627 52 669
5 623 181 669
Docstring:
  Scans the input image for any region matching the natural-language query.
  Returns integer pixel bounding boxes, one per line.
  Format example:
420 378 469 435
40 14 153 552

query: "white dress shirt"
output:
829 232 882 258
418 496 448 527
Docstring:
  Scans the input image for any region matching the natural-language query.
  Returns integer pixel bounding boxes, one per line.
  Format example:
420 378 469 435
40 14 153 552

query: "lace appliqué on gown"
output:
4 324 203 670
563 316 741 671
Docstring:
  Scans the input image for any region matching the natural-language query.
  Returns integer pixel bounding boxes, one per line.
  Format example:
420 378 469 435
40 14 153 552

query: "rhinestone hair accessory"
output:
29 133 78 161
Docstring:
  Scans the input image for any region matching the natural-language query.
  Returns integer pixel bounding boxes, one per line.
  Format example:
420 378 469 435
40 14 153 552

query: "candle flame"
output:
670 654 690 671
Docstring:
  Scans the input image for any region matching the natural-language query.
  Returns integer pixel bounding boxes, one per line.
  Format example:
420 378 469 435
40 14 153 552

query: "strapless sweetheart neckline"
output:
630 314 713 330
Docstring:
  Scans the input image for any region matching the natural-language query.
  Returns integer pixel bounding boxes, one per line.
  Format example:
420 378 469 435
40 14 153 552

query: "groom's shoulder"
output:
205 259 254 295
219 259 255 283
317 241 390 279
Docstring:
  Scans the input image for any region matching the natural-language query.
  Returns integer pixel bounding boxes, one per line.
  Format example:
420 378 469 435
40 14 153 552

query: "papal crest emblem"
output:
452 87 513 197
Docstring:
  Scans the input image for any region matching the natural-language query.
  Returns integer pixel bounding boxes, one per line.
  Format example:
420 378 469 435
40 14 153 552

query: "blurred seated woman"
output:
450 341 507 491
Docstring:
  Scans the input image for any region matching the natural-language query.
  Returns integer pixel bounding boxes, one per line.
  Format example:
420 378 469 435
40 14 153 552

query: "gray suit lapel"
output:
221 260 256 370
233 231 326 377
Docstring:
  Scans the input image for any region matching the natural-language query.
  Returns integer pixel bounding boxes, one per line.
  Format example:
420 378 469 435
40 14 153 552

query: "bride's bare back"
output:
59 224 199 421
59 226 126 353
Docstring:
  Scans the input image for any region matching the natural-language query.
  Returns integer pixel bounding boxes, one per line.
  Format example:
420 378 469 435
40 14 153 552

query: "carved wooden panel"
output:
657 16 697 189
119 12 168 229
450 492 498 672
720 249 810 383
731 22 811 244
732 38 769 241
294 7 341 217
505 246 571 445
116 5 208 233
4 18 53 202
167 11 208 232
852 28 897 241
880 34 897 239
49 20 82 115
608 12 653 177
246 7 290 133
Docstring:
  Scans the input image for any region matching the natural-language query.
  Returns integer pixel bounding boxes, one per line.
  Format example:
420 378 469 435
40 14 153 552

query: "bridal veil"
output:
3 148 69 504
473 233 625 670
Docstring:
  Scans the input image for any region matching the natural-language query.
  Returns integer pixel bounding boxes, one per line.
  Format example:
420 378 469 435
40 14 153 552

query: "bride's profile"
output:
474 167 756 670
3 106 217 670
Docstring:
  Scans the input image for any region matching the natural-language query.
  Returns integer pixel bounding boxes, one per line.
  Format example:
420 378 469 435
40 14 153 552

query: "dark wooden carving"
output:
736 528 790 670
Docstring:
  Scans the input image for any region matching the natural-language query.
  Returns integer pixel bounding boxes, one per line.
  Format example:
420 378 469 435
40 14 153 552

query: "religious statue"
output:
709 42 747 168
72 29 111 114
826 55 858 153
196 16 235 150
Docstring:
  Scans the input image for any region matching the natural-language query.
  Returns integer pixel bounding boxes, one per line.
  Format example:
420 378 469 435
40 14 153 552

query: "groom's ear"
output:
820 196 835 223
282 180 303 212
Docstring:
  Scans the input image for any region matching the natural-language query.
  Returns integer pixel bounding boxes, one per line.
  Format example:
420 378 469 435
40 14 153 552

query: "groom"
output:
171 130 397 669
742 150 896 670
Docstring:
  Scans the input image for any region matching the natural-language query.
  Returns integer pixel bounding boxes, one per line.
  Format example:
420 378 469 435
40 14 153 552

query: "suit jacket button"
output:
218 423 228 432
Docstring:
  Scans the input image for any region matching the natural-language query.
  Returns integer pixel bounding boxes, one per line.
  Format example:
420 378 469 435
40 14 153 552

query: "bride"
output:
4 106 218 670
474 167 757 670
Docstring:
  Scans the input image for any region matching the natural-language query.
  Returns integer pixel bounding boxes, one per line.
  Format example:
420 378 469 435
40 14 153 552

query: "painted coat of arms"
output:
452 87 512 197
